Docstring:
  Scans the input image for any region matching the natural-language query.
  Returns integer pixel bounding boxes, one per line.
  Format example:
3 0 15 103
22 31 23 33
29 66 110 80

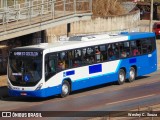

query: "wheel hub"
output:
62 84 68 95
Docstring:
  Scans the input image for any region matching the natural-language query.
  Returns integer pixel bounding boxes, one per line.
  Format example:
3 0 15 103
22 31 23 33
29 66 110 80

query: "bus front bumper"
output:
8 86 61 98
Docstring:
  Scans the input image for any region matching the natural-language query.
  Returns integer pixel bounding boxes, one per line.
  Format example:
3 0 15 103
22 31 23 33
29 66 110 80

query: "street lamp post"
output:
0 0 8 8
150 0 153 32
0 0 3 8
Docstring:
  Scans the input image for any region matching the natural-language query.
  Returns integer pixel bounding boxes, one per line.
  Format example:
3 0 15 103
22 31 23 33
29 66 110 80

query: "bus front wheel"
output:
118 69 126 85
61 81 70 98
128 67 136 82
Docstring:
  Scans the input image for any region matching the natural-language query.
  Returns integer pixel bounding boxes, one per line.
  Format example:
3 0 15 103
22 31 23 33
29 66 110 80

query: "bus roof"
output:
122 32 155 40
12 32 155 53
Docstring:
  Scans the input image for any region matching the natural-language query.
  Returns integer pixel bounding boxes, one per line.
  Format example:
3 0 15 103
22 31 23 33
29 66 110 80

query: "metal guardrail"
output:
0 0 92 35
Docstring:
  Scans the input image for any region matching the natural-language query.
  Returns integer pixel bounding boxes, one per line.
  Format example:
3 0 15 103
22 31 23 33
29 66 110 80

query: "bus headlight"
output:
35 83 43 91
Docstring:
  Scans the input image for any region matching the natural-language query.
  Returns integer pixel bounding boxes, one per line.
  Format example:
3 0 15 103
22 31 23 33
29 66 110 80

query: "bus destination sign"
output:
13 52 39 57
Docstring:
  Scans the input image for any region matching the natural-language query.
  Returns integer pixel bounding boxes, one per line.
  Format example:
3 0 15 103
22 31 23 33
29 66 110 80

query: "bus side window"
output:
131 40 141 56
58 60 65 70
136 40 142 55
151 38 156 51
119 42 130 58
100 45 107 61
141 39 153 54
82 48 87 65
83 47 94 64
68 50 74 67
45 58 49 75
95 47 101 62
95 45 106 62
49 59 56 73
83 48 95 65
45 54 57 81
73 49 82 67
107 43 119 60
58 52 65 70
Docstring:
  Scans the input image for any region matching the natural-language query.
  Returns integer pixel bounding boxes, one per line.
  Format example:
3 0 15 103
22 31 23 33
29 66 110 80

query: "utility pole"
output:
3 0 7 8
0 0 3 8
150 0 153 32
0 0 5 8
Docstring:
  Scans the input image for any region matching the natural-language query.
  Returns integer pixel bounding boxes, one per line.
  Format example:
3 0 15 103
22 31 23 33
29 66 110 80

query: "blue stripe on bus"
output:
89 64 102 74
129 58 136 63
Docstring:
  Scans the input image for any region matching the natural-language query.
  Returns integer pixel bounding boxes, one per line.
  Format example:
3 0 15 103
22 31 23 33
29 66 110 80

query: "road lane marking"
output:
105 94 156 106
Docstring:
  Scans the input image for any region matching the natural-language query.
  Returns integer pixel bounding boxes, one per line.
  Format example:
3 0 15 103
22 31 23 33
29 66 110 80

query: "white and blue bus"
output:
7 32 157 98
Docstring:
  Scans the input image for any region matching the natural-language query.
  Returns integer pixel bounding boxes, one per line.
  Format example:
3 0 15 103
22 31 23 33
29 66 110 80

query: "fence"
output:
0 0 92 34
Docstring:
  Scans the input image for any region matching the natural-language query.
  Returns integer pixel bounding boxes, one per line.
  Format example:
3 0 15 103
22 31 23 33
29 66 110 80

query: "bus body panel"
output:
127 32 155 40
8 85 61 98
7 32 157 98
8 50 157 98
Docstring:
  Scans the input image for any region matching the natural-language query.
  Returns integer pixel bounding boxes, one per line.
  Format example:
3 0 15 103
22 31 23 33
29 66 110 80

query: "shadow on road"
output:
71 76 149 95
0 86 8 98
1 95 60 102
0 87 60 102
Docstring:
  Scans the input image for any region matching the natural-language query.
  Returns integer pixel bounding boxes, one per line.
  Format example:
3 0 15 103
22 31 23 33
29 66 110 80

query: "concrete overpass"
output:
0 0 92 41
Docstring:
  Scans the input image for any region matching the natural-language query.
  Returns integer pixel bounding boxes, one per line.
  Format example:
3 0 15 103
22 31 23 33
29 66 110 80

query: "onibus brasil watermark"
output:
128 112 158 117
1 112 42 118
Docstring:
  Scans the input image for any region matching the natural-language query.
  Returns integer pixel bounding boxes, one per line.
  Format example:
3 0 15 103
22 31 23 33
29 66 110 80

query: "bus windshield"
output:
8 51 42 86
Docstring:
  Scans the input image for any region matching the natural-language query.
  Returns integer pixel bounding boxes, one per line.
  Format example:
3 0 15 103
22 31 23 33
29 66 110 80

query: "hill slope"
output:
92 0 126 16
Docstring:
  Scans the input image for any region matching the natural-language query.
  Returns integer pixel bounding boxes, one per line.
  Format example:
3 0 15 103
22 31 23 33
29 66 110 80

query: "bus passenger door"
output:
45 54 57 81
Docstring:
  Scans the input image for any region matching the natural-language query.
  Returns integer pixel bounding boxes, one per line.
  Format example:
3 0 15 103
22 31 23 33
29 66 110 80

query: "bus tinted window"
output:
95 45 107 62
73 49 82 67
151 38 156 51
130 40 141 56
141 39 153 54
82 47 94 65
119 42 130 58
58 52 70 70
8 51 42 86
45 54 57 81
107 43 119 60
95 46 101 62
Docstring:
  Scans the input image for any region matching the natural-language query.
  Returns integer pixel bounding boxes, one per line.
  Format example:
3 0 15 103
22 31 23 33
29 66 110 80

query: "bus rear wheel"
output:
128 67 136 82
118 69 126 85
61 81 70 98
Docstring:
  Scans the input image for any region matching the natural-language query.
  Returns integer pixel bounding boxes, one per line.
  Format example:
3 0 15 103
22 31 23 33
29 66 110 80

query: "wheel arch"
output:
130 65 137 77
119 67 126 75
117 67 126 85
62 77 72 91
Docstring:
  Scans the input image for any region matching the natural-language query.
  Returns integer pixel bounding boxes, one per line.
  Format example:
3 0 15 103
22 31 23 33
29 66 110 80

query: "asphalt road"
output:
0 70 160 120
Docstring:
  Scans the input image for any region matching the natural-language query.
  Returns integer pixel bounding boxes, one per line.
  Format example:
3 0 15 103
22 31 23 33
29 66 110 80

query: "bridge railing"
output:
0 0 92 33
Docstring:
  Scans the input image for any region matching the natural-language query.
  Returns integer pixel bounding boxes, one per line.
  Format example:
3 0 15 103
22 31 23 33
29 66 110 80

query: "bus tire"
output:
61 81 70 98
128 67 136 82
118 69 126 85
